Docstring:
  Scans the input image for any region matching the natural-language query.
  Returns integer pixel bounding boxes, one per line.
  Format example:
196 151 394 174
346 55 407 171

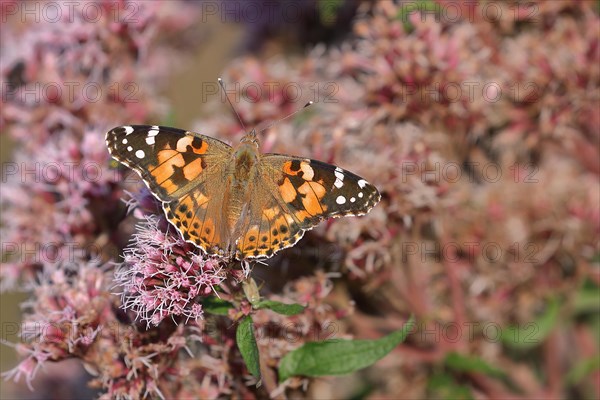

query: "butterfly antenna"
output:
218 78 248 132
258 101 313 135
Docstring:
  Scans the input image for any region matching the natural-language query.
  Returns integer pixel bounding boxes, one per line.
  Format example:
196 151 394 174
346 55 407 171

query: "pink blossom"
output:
115 215 227 327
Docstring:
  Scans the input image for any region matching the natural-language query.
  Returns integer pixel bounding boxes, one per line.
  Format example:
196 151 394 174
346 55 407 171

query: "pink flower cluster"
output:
116 214 227 327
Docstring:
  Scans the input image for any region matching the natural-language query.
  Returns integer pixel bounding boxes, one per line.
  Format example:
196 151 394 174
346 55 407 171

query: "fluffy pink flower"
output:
115 215 227 327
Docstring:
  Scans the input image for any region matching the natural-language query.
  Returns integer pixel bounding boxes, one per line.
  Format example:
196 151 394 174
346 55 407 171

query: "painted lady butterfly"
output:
106 91 380 260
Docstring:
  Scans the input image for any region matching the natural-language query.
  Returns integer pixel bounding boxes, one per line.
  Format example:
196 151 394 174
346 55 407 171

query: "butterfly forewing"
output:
106 125 231 201
235 155 381 259
262 155 380 218
106 125 234 256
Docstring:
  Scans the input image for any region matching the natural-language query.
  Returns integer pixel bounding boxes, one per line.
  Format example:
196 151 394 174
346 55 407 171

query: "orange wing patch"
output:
176 135 209 154
278 177 297 203
147 135 210 195
182 157 205 181
297 180 327 215
150 151 185 195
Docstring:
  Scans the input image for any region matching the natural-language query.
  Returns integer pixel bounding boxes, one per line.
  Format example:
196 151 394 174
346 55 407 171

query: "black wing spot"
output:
191 136 203 149
179 204 188 213
261 235 268 242
249 235 256 242
193 222 199 229
280 225 288 234
272 239 279 245
205 227 211 234
290 159 301 172
272 228 278 236
186 211 193 218
253 250 260 256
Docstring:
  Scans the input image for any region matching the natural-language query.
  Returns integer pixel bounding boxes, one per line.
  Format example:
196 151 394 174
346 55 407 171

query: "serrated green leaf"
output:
202 296 233 316
501 298 560 349
255 300 306 316
236 316 260 378
278 315 414 382
445 352 505 378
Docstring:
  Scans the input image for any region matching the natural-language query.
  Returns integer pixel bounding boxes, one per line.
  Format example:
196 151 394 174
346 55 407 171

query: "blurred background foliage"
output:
1 0 599 399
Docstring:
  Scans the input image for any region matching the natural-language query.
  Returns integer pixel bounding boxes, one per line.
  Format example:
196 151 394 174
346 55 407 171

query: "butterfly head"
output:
240 129 259 147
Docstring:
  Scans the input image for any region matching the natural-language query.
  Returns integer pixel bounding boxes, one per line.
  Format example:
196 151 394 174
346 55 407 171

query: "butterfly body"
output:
106 125 380 260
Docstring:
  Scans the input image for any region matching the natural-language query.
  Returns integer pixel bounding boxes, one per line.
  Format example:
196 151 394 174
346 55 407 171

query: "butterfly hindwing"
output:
106 125 231 201
236 189 308 259
163 188 225 256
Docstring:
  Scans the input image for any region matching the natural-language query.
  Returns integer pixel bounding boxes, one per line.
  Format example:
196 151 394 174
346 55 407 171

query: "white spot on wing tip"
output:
124 126 134 135
358 179 367 188
334 167 345 189
146 136 155 145
127 146 133 152
336 195 346 205
135 149 145 159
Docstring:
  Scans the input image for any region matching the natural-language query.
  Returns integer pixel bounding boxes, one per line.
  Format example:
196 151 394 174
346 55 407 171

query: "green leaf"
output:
236 316 261 378
428 373 474 400
574 280 600 314
565 355 600 385
202 296 233 316
278 315 414 382
317 0 344 26
242 278 261 305
444 352 505 378
396 0 438 32
255 300 306 316
501 298 560 349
